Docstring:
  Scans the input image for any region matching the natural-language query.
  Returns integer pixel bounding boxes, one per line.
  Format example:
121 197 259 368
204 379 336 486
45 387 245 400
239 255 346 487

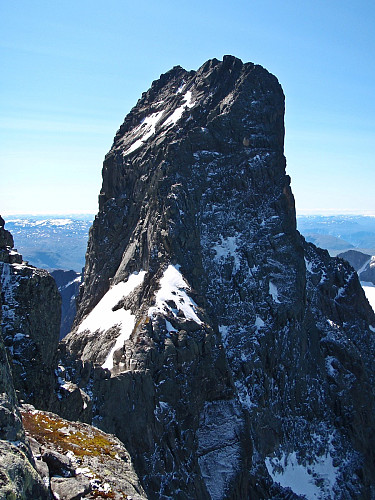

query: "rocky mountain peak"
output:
62 57 375 499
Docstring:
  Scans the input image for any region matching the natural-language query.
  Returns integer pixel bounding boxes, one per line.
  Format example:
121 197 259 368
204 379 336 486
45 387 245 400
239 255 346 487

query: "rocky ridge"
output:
62 56 375 499
338 249 375 286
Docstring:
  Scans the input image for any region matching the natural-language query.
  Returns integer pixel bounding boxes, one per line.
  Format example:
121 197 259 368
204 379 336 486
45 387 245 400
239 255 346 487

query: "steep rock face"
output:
51 269 82 339
64 57 375 499
0 217 49 499
0 216 61 409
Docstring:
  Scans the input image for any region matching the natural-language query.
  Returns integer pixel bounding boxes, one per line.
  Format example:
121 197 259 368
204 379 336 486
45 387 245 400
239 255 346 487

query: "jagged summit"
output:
62 57 375 499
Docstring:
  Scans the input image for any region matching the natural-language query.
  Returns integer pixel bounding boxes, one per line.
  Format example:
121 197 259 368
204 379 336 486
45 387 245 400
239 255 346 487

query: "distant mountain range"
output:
297 215 375 256
4 215 94 272
2 214 375 273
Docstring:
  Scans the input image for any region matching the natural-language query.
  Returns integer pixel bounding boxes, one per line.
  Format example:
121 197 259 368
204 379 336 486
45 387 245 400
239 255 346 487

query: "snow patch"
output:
219 325 229 346
0 263 20 328
305 258 313 273
60 276 81 291
265 441 338 499
269 281 281 303
327 319 340 329
123 110 165 156
76 271 146 370
148 265 202 324
213 236 240 271
254 315 265 333
164 91 195 127
361 281 375 312
357 258 371 276
325 356 338 378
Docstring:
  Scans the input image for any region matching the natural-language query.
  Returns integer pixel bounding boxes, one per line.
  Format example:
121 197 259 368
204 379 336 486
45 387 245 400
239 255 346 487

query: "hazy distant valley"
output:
5 214 375 272
5 215 93 272
297 214 375 256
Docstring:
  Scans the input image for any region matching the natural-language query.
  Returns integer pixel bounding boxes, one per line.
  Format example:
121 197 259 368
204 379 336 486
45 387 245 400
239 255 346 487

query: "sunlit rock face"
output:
63 57 375 499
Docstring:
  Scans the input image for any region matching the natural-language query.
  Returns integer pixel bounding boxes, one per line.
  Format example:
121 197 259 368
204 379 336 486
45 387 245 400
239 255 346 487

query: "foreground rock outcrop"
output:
59 56 375 498
21 405 147 499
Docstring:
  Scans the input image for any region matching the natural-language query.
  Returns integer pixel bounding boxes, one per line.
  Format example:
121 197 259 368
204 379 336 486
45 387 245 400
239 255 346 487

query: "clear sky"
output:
1 0 374 215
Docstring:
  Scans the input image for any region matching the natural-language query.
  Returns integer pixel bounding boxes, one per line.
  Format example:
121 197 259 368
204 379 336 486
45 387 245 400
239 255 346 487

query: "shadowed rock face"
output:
63 57 375 499
51 270 82 339
0 217 61 410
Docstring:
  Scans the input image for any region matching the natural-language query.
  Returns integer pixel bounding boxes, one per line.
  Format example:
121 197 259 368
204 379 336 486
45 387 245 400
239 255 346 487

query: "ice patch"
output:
265 442 338 499
213 236 240 271
148 265 202 324
269 281 281 303
76 271 146 370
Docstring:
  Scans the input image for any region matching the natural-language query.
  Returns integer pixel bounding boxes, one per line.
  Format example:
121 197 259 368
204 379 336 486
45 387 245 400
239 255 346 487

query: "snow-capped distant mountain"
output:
4 215 94 271
5 214 375 273
297 215 375 255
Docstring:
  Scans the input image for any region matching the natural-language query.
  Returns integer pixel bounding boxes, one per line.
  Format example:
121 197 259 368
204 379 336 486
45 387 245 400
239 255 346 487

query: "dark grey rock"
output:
62 57 375 499
337 249 375 285
0 217 61 409
0 441 50 500
51 270 82 339
0 225 50 498
337 249 371 271
359 256 375 285
0 216 14 250
42 449 75 477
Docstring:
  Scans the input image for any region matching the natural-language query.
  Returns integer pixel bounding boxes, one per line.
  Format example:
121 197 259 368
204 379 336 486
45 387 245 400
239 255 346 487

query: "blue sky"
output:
1 0 374 215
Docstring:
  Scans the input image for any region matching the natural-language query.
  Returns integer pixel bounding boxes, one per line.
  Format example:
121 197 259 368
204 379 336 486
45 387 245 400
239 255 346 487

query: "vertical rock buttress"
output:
64 57 375 499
